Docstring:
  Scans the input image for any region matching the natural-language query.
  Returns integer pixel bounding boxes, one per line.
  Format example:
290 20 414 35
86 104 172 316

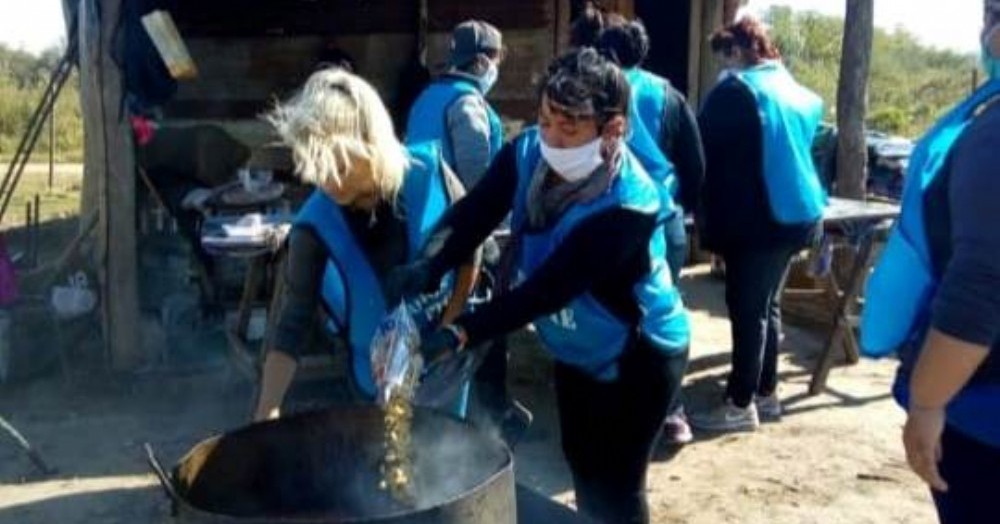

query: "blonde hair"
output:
264 68 408 202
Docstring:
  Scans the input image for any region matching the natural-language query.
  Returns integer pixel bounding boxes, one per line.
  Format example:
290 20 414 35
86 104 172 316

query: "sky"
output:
0 0 986 55
0 0 68 54
748 0 983 54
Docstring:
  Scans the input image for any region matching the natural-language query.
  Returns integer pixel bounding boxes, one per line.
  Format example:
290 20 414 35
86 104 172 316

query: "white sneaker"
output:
755 393 782 422
689 399 760 433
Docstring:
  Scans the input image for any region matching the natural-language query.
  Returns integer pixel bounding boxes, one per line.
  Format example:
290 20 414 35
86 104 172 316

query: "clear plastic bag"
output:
370 303 424 406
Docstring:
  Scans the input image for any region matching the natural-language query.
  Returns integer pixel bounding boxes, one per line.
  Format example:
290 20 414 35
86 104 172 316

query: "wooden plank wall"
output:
165 1 565 124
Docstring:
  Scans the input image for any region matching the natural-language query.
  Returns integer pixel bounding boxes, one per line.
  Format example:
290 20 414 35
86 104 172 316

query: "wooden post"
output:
32 194 41 268
78 0 142 370
834 0 875 199
687 0 705 105
48 110 55 190
555 0 572 53
722 0 742 23
692 0 725 108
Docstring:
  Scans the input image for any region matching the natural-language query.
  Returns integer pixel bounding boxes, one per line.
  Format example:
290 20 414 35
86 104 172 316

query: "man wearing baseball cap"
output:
406 21 531 446
406 20 505 188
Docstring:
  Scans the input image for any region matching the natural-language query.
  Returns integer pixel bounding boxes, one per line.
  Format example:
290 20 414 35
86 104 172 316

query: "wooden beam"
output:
79 0 141 371
693 0 725 108
687 0 705 106
555 0 572 54
723 0 742 23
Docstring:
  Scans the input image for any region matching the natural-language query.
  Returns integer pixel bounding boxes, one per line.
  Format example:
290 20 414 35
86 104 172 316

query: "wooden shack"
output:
69 0 743 370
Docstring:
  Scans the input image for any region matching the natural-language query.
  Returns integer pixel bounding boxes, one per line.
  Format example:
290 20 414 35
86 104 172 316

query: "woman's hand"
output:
420 325 466 364
902 405 948 492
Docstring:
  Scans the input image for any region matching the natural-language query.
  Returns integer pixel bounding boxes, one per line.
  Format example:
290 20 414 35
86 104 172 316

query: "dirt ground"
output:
0 264 935 524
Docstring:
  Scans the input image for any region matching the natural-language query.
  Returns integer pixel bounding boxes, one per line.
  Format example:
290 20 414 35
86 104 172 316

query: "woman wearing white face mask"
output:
389 48 690 524
406 20 505 189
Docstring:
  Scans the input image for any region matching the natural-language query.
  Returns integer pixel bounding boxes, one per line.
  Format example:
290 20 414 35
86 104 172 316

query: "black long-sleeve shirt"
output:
925 99 1000 361
698 78 814 254
661 85 706 215
423 142 659 346
269 202 408 357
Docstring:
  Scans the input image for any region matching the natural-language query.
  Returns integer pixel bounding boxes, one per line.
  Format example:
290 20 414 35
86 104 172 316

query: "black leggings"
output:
555 338 688 524
723 245 798 407
932 425 1000 524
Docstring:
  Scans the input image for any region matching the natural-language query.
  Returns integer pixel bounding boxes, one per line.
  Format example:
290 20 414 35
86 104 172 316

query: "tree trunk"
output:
834 0 874 198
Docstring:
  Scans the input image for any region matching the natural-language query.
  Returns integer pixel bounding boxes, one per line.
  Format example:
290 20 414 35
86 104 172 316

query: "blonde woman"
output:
252 68 476 422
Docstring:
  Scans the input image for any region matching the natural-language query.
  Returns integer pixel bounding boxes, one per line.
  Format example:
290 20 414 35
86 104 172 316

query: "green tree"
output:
0 44 83 163
764 6 975 138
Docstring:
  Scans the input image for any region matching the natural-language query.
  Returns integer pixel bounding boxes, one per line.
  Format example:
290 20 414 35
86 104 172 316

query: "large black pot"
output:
147 405 515 523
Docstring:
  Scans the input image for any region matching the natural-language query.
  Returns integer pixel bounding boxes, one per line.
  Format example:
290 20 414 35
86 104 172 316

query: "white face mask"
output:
540 137 604 182
479 61 499 94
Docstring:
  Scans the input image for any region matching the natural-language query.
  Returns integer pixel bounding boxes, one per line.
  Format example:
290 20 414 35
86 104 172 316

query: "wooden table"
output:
201 213 291 380
806 197 900 395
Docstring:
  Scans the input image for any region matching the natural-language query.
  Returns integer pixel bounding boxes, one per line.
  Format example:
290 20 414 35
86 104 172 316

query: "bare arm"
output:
910 330 989 409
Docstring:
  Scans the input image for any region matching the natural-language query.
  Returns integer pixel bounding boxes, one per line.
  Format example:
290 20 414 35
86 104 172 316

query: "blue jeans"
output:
932 425 1000 524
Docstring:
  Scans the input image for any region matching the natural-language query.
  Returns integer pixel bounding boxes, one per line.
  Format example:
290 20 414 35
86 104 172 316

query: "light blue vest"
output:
405 76 504 179
294 141 458 403
622 70 679 218
625 68 669 155
862 79 1000 447
511 128 690 381
732 62 826 224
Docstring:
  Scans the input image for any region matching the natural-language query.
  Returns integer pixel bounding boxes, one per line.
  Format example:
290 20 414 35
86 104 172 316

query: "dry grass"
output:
0 163 82 230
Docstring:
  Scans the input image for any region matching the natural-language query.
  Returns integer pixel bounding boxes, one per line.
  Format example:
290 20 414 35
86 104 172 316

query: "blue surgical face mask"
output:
479 61 499 94
982 25 1000 80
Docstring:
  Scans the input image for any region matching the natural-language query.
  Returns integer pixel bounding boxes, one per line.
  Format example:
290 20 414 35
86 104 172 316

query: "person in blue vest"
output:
860 3 1000 521
597 18 706 283
251 68 476 422
597 15 707 447
689 17 826 433
405 20 505 188
405 20 534 442
388 48 690 524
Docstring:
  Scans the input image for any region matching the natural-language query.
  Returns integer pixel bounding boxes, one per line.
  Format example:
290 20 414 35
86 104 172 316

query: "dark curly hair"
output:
570 1 625 48
596 18 650 68
709 16 781 65
538 47 630 127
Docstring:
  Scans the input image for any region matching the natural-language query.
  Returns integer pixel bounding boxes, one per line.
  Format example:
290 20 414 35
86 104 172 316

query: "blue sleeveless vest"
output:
622 70 679 218
405 76 504 177
731 62 826 225
294 141 455 400
862 79 1000 447
625 68 669 155
511 128 690 381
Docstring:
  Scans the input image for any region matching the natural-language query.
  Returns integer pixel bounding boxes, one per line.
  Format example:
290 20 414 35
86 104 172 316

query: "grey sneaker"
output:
689 399 760 433
755 393 782 422
662 407 694 445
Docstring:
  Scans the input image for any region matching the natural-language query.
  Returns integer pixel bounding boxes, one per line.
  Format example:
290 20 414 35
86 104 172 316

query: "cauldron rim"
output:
165 405 515 523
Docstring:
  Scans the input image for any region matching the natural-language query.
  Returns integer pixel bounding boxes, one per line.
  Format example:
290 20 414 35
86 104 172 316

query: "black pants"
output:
723 245 798 407
932 425 1000 524
555 338 688 524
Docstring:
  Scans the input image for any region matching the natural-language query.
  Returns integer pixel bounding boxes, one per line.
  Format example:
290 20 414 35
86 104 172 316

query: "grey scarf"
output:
525 141 622 229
